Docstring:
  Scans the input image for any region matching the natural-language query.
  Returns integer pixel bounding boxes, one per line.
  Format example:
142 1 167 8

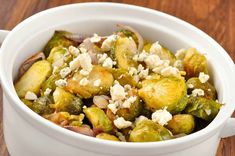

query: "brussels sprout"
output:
66 65 114 99
143 42 152 52
83 107 113 132
116 89 143 121
41 74 61 92
186 77 217 100
183 48 208 78
184 97 221 121
96 133 120 141
47 46 72 65
116 29 138 45
115 37 138 70
138 77 188 114
159 46 176 65
166 114 195 135
44 112 84 127
44 31 78 57
15 60 52 98
53 87 83 115
129 119 172 142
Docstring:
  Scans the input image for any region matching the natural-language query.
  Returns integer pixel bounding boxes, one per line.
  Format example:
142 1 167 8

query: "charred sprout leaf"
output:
186 77 217 100
166 114 195 135
96 133 120 141
115 37 138 70
66 65 114 99
129 119 172 142
139 77 188 114
184 97 221 121
53 87 83 115
43 31 78 57
83 107 113 133
183 48 208 78
15 60 52 98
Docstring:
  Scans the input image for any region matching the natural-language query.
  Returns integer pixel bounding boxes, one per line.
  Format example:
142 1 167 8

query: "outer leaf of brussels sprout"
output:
138 77 188 114
143 42 152 52
167 114 195 135
96 133 120 141
160 46 176 65
186 77 217 100
53 87 83 115
15 60 52 98
129 119 172 142
41 74 61 93
66 65 114 99
83 107 113 133
183 48 208 78
184 97 221 121
43 31 78 57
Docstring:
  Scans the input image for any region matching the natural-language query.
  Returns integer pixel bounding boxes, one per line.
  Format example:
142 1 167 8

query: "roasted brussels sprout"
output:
166 114 195 135
66 65 114 99
41 74 61 92
15 60 52 98
159 46 176 65
186 77 216 100
83 107 113 132
183 48 208 78
184 97 221 121
44 31 78 57
96 133 120 141
129 119 172 142
138 77 188 114
115 37 138 70
53 87 83 115
143 42 152 52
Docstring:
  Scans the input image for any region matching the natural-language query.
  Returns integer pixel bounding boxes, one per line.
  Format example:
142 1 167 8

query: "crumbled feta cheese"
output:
122 96 137 108
25 91 38 100
102 57 114 68
144 54 161 69
152 108 172 126
134 51 148 62
52 58 64 67
124 84 132 91
79 78 89 86
60 67 71 78
107 102 119 114
192 89 205 97
44 88 52 96
101 35 117 51
97 53 108 64
55 79 67 87
77 53 93 72
116 132 126 142
187 83 194 89
150 41 162 55
174 60 183 70
160 66 180 78
93 79 101 87
82 105 87 109
128 67 138 76
114 117 132 129
79 47 87 53
68 46 80 56
135 115 148 124
79 69 90 76
110 83 126 101
199 72 210 83
90 33 101 43
69 57 80 71
152 60 170 74
205 109 211 115
175 48 186 60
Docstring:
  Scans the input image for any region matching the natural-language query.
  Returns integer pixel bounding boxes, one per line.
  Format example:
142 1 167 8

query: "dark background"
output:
0 0 234 156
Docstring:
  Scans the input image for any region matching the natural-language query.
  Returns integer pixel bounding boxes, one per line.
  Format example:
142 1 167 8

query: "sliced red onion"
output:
65 33 87 43
93 95 110 109
64 125 94 137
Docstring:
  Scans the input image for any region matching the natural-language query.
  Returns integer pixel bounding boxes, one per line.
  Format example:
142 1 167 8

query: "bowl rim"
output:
1 2 235 153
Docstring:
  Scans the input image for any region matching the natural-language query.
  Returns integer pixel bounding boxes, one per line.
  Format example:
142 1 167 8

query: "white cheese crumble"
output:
205 109 211 115
122 96 137 108
107 102 119 114
79 78 89 86
151 108 172 126
150 41 162 54
90 33 101 43
52 58 64 68
144 54 161 69
55 79 67 87
93 79 101 87
192 89 205 97
44 88 52 96
187 83 194 89
79 47 87 53
101 35 117 51
116 132 126 142
97 53 108 64
133 51 148 62
160 66 180 78
77 53 93 73
69 57 80 71
60 67 71 78
135 115 148 124
102 57 114 68
68 46 80 56
199 72 210 83
114 117 132 129
173 60 183 70
25 91 38 100
175 48 186 60
79 69 90 76
152 60 170 74
110 83 126 101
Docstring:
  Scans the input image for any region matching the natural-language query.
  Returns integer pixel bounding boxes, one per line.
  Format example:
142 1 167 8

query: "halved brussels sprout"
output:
66 65 114 99
138 77 188 114
186 77 217 100
166 114 195 135
15 60 52 98
183 48 208 78
41 74 61 93
115 37 138 70
83 107 113 133
47 46 72 65
96 133 120 141
52 87 83 115
129 119 172 142
44 31 78 57
184 97 221 121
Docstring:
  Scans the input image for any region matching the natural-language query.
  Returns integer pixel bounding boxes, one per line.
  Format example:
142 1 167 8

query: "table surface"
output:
0 0 235 155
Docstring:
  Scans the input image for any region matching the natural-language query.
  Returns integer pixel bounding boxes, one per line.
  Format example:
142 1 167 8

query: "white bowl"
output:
0 3 235 156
